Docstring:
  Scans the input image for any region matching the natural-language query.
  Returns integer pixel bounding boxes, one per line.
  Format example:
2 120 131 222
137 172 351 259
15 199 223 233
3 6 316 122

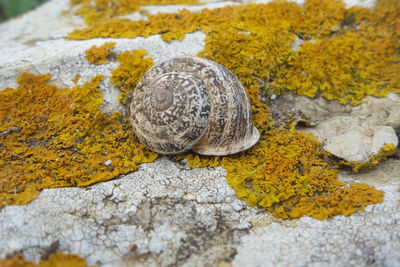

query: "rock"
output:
324 124 371 162
309 114 398 162
1 157 399 266
233 184 400 267
268 92 399 162
0 0 399 266
352 93 400 128
0 158 252 266
284 94 400 162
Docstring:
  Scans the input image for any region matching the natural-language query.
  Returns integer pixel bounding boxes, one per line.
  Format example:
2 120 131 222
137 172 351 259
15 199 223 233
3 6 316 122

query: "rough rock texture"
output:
0 158 251 266
1 0 400 266
0 0 206 113
1 157 399 267
305 94 400 162
268 93 400 162
234 158 400 267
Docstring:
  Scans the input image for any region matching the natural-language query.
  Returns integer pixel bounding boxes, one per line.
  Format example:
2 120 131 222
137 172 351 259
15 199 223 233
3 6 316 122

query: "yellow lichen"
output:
0 72 158 207
68 0 400 104
71 0 198 25
271 183 384 220
181 127 384 220
272 31 400 104
1 0 393 222
84 42 116 65
71 74 81 84
290 0 345 38
110 49 153 104
0 253 94 267
331 143 398 172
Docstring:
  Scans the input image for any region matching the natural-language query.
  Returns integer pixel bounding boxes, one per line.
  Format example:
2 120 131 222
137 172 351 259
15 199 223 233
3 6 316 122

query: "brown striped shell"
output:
129 56 260 155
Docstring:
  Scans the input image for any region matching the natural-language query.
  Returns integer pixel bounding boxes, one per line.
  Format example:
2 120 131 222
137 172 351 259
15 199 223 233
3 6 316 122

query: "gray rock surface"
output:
268 93 400 162
1 158 251 266
299 94 399 162
1 157 399 267
234 157 400 267
0 0 399 266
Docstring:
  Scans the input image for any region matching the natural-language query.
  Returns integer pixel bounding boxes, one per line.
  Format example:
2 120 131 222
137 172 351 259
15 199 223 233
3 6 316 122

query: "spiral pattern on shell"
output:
129 56 260 155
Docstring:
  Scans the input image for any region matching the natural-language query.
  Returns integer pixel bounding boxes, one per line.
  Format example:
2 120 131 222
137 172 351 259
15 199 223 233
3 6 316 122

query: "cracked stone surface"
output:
234 184 400 267
0 158 253 266
1 0 400 266
1 157 399 266
234 158 400 267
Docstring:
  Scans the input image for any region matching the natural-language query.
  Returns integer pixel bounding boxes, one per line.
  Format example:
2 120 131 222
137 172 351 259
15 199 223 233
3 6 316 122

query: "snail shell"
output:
129 56 260 155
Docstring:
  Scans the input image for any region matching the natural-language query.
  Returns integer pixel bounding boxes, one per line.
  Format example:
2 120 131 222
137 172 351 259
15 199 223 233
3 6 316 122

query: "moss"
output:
0 72 158 208
331 143 398 172
84 42 116 65
110 49 153 104
68 0 400 105
0 253 94 267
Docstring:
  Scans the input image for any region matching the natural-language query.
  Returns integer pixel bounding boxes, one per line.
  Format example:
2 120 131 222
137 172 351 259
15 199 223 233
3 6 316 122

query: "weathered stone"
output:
0 158 252 266
0 0 399 266
268 92 399 162
302 94 399 162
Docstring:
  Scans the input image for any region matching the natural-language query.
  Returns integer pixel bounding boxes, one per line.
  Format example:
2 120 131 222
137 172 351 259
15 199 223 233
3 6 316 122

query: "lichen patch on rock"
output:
0 0 399 265
68 0 400 105
0 158 251 267
0 72 157 207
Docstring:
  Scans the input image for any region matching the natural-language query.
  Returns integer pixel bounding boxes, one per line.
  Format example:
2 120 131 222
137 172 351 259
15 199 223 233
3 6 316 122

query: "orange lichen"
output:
71 0 198 25
0 253 94 267
110 49 153 104
290 0 345 38
0 72 158 207
272 31 400 104
1 0 392 222
271 183 384 220
68 0 400 105
67 2 301 42
84 42 116 65
332 143 398 172
181 127 384 220
71 74 81 84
